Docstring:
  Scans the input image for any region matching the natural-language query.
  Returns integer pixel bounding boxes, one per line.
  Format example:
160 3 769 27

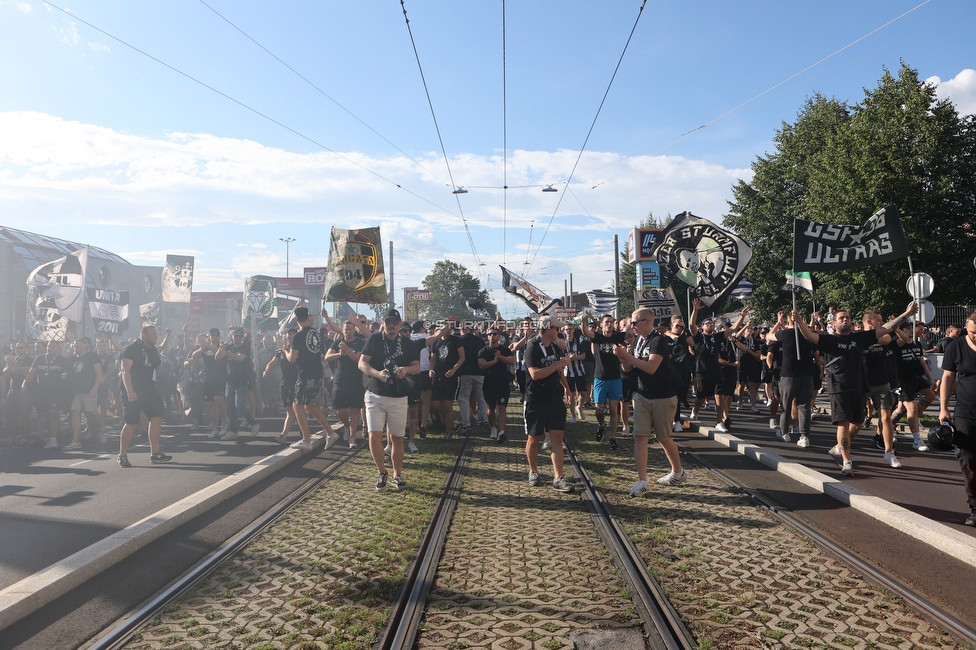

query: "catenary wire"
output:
196 0 447 186
398 0 489 294
502 0 508 267
524 0 648 274
40 1 465 224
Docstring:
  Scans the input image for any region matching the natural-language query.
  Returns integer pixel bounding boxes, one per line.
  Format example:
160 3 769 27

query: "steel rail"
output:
374 434 472 650
682 448 976 647
87 445 362 650
565 443 698 650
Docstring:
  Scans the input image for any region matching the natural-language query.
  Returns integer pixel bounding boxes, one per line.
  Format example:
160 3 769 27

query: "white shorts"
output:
71 392 98 413
365 391 409 438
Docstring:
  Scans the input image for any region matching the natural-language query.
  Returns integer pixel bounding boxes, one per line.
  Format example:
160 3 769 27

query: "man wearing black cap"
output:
358 308 421 490
286 307 340 451
524 314 574 492
191 327 230 439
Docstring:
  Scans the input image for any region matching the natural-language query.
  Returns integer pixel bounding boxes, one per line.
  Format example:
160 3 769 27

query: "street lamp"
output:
279 237 295 277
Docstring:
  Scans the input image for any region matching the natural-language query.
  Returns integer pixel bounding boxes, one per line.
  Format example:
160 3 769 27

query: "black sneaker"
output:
418 426 427 439
392 475 406 491
150 452 172 464
872 433 885 450
595 426 605 442
724 417 731 428
458 425 472 435
609 439 619 451
497 431 507 443
376 472 388 490
118 454 131 468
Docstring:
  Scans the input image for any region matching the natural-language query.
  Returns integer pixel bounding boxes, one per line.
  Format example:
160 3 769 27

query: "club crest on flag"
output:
652 212 752 307
324 228 388 304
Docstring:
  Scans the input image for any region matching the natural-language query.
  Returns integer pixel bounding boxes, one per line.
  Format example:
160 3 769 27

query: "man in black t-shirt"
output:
218 327 260 439
324 319 366 447
795 302 916 476
264 328 299 445
615 308 685 494
524 314 574 493
118 325 171 467
191 328 229 439
66 337 103 449
286 307 339 451
478 328 515 443
23 341 68 449
358 308 421 490
766 312 818 449
429 327 464 436
580 313 627 449
939 313 976 526
456 323 490 433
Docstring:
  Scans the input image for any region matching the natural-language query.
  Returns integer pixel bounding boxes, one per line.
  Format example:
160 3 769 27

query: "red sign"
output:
407 289 430 301
189 297 205 315
304 267 327 285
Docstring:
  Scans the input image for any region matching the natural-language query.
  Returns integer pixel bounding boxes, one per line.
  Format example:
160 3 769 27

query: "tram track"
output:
681 448 976 647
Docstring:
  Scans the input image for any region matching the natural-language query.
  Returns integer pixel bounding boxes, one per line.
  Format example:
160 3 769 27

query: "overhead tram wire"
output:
579 0 940 179
41 2 463 223
524 0 648 275
399 0 489 292
196 0 447 187
502 0 508 268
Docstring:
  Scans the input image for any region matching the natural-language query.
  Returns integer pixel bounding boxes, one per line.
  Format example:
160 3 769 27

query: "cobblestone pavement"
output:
416 437 642 650
570 424 966 650
123 441 461 650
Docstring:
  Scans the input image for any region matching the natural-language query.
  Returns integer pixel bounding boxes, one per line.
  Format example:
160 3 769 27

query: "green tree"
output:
726 63 976 320
420 260 496 321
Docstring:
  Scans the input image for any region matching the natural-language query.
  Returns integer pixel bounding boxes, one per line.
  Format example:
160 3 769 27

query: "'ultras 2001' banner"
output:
793 205 909 272
651 212 752 307
324 227 388 304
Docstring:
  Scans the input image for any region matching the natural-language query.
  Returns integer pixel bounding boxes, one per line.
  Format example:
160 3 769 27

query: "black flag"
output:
793 205 909 272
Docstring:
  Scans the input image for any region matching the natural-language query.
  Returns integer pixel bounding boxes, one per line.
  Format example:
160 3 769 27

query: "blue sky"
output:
1 0 974 317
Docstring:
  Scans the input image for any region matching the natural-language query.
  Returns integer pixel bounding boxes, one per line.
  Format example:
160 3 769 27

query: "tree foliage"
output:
725 63 976 321
419 260 496 321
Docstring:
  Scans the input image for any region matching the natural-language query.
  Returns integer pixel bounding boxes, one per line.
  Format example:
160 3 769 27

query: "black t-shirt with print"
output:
328 335 365 385
226 341 253 387
591 330 626 380
944 336 976 421
479 344 514 385
815 330 877 394
524 338 565 402
274 349 298 387
69 350 102 394
694 332 722 375
121 340 161 396
292 326 324 381
633 331 677 399
362 333 420 397
776 330 817 378
430 335 463 378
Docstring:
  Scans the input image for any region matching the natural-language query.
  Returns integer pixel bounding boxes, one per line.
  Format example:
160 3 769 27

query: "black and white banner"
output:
793 205 909 272
161 255 194 302
140 299 160 328
585 290 621 315
634 287 681 320
500 266 562 314
88 288 129 336
651 212 752 307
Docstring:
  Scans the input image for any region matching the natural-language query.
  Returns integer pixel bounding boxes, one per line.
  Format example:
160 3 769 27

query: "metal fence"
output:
927 305 974 336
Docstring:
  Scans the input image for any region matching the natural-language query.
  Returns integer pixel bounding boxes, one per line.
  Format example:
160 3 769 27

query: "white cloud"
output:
15 1 32 13
59 22 79 46
926 69 976 116
87 41 109 53
119 249 206 263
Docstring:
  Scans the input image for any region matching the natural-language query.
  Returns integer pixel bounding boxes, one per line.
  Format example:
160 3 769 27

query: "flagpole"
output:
792 275 800 360
907 255 918 343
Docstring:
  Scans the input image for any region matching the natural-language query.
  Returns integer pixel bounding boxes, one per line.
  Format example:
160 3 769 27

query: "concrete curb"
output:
696 425 976 569
0 432 334 632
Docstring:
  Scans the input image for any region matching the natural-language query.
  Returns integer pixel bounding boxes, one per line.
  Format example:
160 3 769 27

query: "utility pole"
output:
388 241 395 312
279 238 295 278
613 234 620 319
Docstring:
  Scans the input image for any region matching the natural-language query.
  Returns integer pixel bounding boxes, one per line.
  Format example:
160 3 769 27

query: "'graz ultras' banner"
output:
324 227 387 304
651 212 752 307
88 288 129 336
242 275 278 329
161 255 194 302
793 205 909 272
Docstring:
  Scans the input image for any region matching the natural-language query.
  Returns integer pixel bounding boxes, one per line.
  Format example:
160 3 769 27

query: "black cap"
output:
209 327 221 336
384 308 402 322
411 320 424 333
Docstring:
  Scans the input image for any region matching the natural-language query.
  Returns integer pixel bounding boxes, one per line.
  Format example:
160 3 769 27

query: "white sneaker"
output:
769 418 777 429
913 438 929 452
884 451 902 468
714 421 728 433
384 443 391 456
841 460 854 476
776 429 791 443
348 437 358 449
250 423 260 437
621 426 630 436
219 423 229 437
342 427 350 442
325 432 341 449
44 437 59 450
689 408 699 420
796 435 810 448
208 429 220 439
578 411 586 422
290 439 312 450
629 479 650 497
489 427 498 439
541 439 551 451
274 434 289 445
570 414 577 424
657 469 686 485
673 421 683 433
408 441 419 453
64 440 83 450
828 446 842 459
220 430 239 440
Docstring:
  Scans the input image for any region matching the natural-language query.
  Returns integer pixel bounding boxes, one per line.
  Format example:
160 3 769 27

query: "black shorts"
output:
565 375 588 394
295 378 322 406
694 372 718 397
717 369 738 396
420 373 433 391
332 380 365 409
484 380 510 407
122 389 164 424
524 399 566 437
431 376 459 402
280 382 296 408
202 377 225 402
738 362 761 384
829 392 866 425
408 377 422 406
622 376 637 401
